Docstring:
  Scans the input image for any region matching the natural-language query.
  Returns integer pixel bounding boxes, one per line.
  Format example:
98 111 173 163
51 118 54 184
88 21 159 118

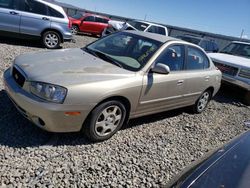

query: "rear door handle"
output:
9 11 18 15
177 80 184 85
42 17 50 21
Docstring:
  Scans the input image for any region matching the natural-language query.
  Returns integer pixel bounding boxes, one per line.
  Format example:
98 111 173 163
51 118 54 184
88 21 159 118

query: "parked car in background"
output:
0 0 73 49
69 13 109 36
209 41 250 104
4 31 221 141
102 19 168 37
168 130 250 188
177 35 219 52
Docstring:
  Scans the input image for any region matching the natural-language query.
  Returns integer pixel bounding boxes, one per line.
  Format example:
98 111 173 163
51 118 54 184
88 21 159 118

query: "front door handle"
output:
9 11 18 15
42 17 50 21
205 76 210 81
177 80 184 85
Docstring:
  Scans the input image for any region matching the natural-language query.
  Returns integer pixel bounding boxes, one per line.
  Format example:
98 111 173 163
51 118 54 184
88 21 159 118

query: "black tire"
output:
244 91 250 106
42 31 61 49
71 25 79 35
84 100 127 142
192 90 212 113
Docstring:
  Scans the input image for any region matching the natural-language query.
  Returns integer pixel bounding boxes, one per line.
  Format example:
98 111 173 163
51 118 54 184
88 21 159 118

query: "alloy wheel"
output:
94 105 123 137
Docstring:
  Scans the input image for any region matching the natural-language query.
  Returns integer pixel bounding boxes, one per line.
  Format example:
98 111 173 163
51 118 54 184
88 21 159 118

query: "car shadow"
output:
0 36 45 48
0 85 247 148
214 84 248 106
0 89 187 148
0 36 65 49
74 32 100 38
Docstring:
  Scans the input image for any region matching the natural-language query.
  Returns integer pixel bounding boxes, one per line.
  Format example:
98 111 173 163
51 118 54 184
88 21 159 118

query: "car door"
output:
95 17 109 34
79 15 96 33
19 0 51 37
182 45 212 103
137 44 188 115
0 0 21 34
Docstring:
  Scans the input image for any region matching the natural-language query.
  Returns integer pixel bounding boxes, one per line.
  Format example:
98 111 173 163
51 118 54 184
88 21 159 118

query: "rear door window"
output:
48 7 64 18
24 0 48 15
186 46 209 70
0 0 19 9
158 27 166 35
84 16 95 22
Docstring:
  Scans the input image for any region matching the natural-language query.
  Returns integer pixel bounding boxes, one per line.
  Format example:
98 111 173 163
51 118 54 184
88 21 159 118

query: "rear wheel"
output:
71 25 79 35
42 31 61 49
84 100 127 142
192 90 212 113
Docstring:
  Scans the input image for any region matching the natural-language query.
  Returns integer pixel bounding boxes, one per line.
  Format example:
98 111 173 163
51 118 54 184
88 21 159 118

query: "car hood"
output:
209 53 250 68
14 48 135 86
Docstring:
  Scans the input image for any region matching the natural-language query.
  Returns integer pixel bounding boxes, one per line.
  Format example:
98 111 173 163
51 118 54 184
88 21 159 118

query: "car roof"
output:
84 13 109 19
123 30 179 43
131 20 167 28
232 41 250 45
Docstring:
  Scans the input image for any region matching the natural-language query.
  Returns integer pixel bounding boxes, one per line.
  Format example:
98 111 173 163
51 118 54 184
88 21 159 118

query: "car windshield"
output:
127 21 149 31
179 36 201 45
71 13 83 19
84 32 162 71
220 42 250 59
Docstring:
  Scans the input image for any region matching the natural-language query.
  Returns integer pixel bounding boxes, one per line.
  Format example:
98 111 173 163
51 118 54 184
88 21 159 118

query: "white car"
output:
209 41 250 104
102 20 168 37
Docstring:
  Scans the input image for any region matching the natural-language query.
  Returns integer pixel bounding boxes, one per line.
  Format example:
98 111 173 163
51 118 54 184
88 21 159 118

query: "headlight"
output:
30 82 67 103
239 68 250 79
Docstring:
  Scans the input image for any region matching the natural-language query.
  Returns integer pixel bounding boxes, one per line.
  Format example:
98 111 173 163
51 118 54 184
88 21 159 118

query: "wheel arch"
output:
205 86 215 98
41 29 63 42
82 95 132 130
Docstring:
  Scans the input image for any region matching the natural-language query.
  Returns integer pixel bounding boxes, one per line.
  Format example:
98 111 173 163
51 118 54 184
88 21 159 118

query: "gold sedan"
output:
4 31 221 141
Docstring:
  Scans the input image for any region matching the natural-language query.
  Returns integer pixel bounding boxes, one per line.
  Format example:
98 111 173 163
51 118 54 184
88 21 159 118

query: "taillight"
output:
68 17 72 28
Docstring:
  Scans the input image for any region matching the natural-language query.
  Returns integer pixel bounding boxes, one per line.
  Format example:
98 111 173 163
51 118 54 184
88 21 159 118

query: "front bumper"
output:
222 75 250 91
3 68 93 133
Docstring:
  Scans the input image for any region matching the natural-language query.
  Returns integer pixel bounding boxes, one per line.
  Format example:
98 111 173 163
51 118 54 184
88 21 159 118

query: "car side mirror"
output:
151 63 170 74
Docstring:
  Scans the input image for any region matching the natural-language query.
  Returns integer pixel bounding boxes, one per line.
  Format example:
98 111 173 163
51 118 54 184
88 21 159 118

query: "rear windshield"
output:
127 21 149 31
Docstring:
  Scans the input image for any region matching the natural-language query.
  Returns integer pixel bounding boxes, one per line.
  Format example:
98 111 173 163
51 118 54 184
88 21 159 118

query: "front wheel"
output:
42 31 61 49
192 90 212 113
84 101 127 142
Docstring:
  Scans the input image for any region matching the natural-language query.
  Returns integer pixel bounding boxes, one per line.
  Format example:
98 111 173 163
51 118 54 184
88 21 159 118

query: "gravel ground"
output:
0 35 250 187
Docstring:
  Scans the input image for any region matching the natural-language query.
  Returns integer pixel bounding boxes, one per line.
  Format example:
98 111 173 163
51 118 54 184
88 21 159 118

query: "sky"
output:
58 0 250 38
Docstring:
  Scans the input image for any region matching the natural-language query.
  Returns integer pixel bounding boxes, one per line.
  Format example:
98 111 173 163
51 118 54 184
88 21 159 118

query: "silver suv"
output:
0 0 73 49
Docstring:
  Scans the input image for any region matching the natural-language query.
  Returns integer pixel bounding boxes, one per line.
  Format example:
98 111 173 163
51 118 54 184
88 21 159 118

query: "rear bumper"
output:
3 68 93 133
222 75 250 91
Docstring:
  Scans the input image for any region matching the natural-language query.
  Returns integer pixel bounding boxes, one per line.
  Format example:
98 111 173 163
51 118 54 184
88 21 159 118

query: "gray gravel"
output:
0 35 250 187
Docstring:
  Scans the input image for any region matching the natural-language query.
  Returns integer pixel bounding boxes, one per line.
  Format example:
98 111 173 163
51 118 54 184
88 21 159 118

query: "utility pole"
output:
144 14 147 21
240 29 244 40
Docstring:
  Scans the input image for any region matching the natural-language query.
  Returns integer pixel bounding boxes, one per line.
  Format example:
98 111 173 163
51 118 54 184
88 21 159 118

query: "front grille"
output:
238 69 250 79
213 61 238 76
12 67 25 87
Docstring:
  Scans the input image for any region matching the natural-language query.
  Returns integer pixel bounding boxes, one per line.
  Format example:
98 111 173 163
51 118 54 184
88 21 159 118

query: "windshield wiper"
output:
83 47 123 68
